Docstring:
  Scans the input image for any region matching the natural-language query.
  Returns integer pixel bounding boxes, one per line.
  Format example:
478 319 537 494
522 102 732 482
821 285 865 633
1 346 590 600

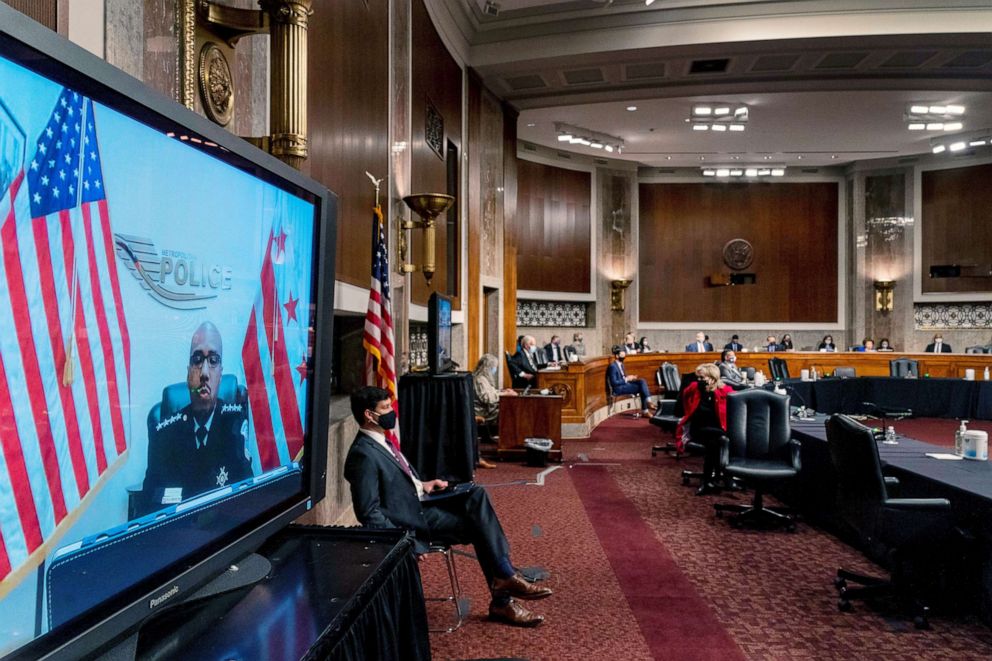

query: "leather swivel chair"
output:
833 367 856 378
713 390 799 530
768 357 790 381
964 345 987 354
889 357 919 378
825 414 953 629
650 362 682 456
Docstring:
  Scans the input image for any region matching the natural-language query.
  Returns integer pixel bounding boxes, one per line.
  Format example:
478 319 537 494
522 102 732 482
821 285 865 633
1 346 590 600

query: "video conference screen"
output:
0 48 319 655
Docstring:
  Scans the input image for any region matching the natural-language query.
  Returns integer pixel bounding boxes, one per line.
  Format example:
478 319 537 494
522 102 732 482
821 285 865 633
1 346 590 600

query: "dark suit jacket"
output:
724 342 743 351
925 342 953 353
685 342 714 352
143 400 253 507
344 431 432 552
508 349 539 388
544 342 565 363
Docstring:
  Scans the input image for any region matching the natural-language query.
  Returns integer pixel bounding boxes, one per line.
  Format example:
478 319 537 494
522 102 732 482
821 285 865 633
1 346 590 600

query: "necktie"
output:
195 426 208 449
388 441 413 477
526 351 535 369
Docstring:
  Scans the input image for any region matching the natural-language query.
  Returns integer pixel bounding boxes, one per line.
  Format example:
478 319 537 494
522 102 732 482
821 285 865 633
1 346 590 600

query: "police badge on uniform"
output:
216 466 228 487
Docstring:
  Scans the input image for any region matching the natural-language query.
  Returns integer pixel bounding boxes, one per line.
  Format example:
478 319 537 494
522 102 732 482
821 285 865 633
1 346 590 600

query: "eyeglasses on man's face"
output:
189 351 221 369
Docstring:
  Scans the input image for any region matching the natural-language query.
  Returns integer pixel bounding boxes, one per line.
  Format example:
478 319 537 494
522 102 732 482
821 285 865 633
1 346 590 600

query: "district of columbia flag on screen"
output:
0 89 131 587
362 204 400 449
241 198 312 473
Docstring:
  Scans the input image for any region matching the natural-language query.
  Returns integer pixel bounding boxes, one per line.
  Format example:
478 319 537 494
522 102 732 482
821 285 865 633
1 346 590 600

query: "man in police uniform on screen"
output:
142 322 253 507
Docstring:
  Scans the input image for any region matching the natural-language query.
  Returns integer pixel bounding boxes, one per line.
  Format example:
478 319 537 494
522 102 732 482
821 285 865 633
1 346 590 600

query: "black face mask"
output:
616 355 625 362
374 410 397 431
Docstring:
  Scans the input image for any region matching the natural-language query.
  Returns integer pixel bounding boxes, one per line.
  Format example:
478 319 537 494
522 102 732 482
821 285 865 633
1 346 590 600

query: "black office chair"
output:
889 357 919 378
768 357 790 381
825 414 953 629
833 366 856 378
964 345 987 354
650 362 682 456
713 390 800 531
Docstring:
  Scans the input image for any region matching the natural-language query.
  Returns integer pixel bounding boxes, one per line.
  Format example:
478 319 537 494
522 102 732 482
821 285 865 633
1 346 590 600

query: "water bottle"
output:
985 366 990 381
884 426 898 444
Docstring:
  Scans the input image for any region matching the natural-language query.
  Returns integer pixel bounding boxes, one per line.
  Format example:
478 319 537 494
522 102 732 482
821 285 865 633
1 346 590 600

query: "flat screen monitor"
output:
0 7 336 659
428 292 453 374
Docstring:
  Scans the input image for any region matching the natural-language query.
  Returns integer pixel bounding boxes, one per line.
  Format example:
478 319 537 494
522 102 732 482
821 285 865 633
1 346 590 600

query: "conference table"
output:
534 350 992 438
789 414 992 621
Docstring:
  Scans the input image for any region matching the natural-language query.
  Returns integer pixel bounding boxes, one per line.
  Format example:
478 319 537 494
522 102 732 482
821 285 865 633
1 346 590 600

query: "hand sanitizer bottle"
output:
956 420 968 456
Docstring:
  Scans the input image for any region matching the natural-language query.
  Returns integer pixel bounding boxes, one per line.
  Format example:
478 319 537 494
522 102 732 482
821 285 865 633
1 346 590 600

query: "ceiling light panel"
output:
690 103 749 133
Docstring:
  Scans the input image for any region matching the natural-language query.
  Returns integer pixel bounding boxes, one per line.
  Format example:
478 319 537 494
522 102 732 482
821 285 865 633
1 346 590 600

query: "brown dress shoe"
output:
491 573 553 600
477 458 497 469
488 598 545 627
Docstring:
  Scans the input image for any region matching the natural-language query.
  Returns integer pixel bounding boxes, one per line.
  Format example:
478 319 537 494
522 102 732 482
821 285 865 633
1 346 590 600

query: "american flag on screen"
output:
0 89 131 585
240 220 310 472
362 204 400 448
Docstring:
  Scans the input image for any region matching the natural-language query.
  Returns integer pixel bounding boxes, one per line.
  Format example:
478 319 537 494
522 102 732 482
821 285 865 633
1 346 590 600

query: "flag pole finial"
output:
365 171 383 208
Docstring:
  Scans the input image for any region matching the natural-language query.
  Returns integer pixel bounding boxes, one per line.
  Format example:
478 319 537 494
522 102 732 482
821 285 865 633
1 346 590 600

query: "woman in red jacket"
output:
676 363 734 495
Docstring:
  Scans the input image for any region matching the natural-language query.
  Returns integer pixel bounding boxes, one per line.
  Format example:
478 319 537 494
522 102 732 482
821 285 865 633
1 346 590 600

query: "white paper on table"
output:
925 453 964 461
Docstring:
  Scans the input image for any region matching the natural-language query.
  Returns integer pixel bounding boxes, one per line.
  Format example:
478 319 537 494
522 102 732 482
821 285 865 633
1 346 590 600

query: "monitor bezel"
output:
428 291 454 375
0 6 337 659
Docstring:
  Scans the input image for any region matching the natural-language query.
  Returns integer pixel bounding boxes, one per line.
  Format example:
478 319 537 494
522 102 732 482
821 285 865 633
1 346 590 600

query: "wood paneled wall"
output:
639 182 838 323
921 162 992 294
516 159 591 293
3 0 56 30
410 0 462 307
307 0 389 288
502 103 519 377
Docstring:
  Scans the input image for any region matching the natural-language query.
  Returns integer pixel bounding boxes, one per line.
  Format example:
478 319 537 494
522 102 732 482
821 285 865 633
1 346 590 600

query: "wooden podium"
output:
497 393 563 461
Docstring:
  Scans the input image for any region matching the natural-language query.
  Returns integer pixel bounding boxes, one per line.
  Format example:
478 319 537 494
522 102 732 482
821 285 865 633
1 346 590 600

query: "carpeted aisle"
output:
425 417 992 660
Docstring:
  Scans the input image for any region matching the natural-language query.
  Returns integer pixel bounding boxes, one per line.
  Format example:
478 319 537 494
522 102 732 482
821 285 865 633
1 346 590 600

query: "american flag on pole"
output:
0 89 131 586
362 204 399 448
240 205 311 473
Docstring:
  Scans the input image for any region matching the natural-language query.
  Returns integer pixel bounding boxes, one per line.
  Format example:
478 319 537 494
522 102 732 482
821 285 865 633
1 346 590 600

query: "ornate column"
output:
260 0 310 169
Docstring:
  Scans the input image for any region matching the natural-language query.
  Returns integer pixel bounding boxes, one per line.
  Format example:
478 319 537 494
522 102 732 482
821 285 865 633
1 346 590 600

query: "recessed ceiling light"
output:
944 122 963 131
728 124 745 132
949 141 967 152
526 123 535 127
932 144 946 153
946 105 966 115
626 106 637 112
907 123 926 131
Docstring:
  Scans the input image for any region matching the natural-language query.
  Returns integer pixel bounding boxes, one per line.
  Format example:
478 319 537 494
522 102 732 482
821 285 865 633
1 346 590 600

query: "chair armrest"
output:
788 438 802 471
883 476 900 495
718 435 730 468
885 497 951 512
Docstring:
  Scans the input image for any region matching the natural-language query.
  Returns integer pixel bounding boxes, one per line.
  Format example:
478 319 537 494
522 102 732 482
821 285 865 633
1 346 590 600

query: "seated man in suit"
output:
765 335 782 352
345 386 552 627
925 334 953 353
686 331 713 352
717 349 747 389
724 334 744 351
143 322 254 505
508 334 541 388
544 334 566 364
607 345 654 416
623 332 640 354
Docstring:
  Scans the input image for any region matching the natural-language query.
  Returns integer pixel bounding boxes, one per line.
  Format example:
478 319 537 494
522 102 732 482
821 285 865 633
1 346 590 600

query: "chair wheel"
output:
651 449 657 457
838 599 852 612
914 615 929 630
834 577 847 590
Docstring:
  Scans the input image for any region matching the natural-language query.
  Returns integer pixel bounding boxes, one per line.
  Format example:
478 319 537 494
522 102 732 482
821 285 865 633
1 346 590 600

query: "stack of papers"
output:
925 453 963 461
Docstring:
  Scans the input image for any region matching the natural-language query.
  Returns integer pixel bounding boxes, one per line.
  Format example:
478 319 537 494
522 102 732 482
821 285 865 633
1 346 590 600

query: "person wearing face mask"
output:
718 349 747 390
544 335 565 364
925 334 953 353
606 345 655 416
780 334 795 351
345 386 553 627
677 364 734 495
877 338 894 352
567 332 586 358
472 354 516 469
623 332 640 354
817 335 836 352
508 335 541 388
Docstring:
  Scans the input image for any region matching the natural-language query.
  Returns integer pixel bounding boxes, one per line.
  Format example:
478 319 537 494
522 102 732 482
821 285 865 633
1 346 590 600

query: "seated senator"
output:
472 353 516 469
607 345 654 416
142 322 253 510
877 337 894 352
567 332 587 357
724 335 744 351
854 338 875 352
925 334 953 353
344 386 553 627
765 335 782 352
677 363 734 496
817 335 837 352
508 335 541 389
623 332 640 354
718 349 747 390
638 336 652 353
780 333 795 351
686 331 713 352
544 335 566 364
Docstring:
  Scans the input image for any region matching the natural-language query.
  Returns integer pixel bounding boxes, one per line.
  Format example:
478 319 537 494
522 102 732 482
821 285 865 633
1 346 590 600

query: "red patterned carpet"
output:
424 417 992 661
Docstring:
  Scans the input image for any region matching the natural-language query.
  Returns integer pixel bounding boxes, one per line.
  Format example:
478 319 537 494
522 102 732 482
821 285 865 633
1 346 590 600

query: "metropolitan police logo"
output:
114 234 233 310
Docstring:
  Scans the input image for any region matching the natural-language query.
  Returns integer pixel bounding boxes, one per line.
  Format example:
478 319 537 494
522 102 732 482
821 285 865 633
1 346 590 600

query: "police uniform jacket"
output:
144 399 253 501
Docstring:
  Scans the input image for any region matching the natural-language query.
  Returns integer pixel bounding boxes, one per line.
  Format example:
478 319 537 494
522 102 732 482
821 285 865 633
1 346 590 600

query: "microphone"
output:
522 385 531 395
782 384 813 419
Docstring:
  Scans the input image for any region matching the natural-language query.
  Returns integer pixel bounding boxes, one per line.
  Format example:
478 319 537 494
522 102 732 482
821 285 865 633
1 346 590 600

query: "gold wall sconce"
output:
874 280 895 313
610 279 633 311
399 193 455 285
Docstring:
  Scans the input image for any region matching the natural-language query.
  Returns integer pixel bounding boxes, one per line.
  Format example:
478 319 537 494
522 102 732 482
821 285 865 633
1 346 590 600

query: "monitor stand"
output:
99 552 272 661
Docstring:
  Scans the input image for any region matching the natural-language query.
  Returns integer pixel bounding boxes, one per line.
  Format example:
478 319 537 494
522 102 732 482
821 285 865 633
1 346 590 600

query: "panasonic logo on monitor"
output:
149 585 180 609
